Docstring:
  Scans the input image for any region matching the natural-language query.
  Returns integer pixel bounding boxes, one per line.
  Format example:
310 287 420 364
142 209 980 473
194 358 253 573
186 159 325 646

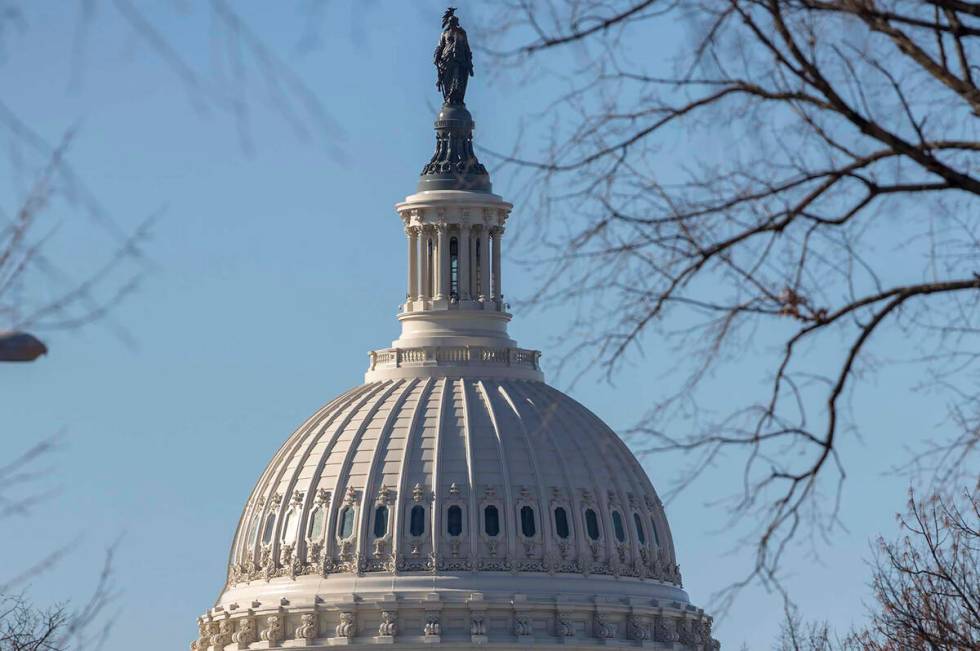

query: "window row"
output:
252 503 663 549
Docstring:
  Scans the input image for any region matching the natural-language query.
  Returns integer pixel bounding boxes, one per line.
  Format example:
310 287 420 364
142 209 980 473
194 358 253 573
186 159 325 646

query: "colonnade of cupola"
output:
399 197 509 315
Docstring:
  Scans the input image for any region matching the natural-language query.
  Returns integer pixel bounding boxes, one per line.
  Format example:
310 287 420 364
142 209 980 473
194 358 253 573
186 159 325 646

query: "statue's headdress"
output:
442 7 457 29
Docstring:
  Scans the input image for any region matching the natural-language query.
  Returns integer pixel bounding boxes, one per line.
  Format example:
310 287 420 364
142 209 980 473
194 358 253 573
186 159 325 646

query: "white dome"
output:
190 377 719 650
226 377 681 589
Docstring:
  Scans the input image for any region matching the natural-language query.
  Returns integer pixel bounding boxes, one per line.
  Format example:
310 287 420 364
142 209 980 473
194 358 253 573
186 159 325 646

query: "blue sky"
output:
0 2 948 649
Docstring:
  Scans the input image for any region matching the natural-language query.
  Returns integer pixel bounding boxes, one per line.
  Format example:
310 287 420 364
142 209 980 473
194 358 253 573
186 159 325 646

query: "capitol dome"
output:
190 10 719 651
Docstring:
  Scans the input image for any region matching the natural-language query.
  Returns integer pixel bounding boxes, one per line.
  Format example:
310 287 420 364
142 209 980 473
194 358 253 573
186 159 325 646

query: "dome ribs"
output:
355 378 420 568
458 378 480 562
522 382 585 559
555 386 649 574
391 377 435 572
521 380 606 570
276 382 389 568
321 381 403 564
474 379 518 564
429 377 450 564
497 381 551 563
234 381 380 571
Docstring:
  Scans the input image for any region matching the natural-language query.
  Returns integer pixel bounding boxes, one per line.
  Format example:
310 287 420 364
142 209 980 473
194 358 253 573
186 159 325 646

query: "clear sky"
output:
0 2 949 649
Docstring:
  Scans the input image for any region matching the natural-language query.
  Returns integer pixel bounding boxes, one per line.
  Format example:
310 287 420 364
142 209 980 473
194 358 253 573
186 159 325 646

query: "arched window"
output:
484 505 500 537
633 513 646 545
612 511 626 543
373 505 389 537
338 507 355 539
262 512 276 545
410 505 426 537
449 237 459 299
447 505 463 536
650 516 661 547
281 510 299 543
554 507 570 539
308 507 325 540
520 506 536 537
585 509 600 541
247 513 261 547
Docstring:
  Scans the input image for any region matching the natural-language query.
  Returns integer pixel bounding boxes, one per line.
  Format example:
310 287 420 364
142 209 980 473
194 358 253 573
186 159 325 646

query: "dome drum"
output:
191 592 716 650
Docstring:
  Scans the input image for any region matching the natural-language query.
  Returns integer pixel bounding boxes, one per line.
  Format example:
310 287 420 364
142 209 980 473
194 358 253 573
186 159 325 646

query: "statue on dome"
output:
434 7 473 105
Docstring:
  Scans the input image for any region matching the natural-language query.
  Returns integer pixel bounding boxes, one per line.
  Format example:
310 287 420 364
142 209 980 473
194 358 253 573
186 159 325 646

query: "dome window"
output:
308 507 325 540
373 505 389 537
281 511 299 543
338 507 355 539
247 513 261 547
612 511 626 543
520 506 536 538
410 505 426 537
261 512 276 545
484 505 500 537
585 508 600 541
554 507 570 539
633 513 646 545
447 505 463 536
650 516 661 547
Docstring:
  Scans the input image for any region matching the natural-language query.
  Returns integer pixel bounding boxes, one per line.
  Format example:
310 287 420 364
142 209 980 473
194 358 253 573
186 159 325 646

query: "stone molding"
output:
192 595 719 650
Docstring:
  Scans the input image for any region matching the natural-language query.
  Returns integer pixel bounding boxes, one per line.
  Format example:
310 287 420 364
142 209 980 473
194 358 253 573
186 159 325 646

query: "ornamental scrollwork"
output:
378 611 397 637
423 615 441 637
295 613 317 641
594 613 616 639
232 617 256 648
259 615 283 644
336 612 356 639
628 615 650 641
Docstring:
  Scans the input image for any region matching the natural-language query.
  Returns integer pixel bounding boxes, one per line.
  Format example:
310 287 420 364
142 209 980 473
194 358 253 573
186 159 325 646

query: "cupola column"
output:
435 224 449 300
407 226 419 302
491 226 503 302
420 226 432 301
478 227 491 301
458 223 471 300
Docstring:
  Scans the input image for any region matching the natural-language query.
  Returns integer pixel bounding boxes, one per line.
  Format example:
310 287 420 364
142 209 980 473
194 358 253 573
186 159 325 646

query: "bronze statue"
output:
434 8 473 105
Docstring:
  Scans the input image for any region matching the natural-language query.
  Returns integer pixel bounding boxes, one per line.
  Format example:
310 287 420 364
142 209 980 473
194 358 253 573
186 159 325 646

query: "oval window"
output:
308 507 325 540
612 511 626 543
410 505 426 537
554 507 570 539
338 507 355 539
262 512 276 545
484 505 500 537
373 505 388 537
650 516 661 547
633 513 646 545
447 505 463 536
585 509 600 541
520 506 536 538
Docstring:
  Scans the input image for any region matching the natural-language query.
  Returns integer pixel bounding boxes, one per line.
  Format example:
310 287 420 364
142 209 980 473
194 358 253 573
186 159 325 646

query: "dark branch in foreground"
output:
482 0 980 608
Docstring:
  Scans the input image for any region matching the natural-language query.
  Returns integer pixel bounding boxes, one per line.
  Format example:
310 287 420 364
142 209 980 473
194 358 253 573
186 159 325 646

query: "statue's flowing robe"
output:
434 25 473 104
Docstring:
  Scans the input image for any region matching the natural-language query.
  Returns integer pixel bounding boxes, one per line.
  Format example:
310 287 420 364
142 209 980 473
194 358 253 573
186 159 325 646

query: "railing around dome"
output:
369 345 541 372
